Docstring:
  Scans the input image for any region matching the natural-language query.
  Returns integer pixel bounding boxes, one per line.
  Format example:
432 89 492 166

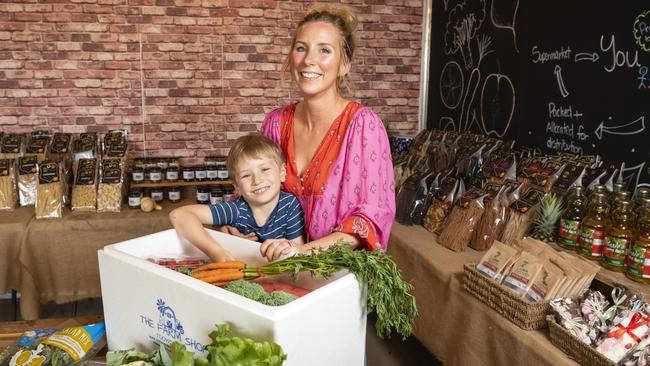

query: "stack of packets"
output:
476 238 600 302
550 288 650 364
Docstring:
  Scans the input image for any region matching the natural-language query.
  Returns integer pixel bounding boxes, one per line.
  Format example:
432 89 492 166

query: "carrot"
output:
195 261 246 272
192 268 240 279
211 281 231 287
196 271 244 283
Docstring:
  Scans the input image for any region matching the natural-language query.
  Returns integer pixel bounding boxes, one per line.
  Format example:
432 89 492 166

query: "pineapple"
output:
531 193 565 243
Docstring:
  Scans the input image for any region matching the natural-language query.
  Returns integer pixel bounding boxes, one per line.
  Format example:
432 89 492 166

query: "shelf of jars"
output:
129 180 233 189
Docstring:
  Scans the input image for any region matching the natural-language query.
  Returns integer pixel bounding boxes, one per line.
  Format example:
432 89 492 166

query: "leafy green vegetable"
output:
170 343 194 366
260 291 298 306
224 280 267 302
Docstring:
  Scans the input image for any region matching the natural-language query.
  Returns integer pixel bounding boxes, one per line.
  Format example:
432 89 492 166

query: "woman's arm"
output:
260 231 358 262
169 205 235 262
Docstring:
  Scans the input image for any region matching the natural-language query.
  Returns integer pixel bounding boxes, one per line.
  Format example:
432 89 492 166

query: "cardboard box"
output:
98 228 366 366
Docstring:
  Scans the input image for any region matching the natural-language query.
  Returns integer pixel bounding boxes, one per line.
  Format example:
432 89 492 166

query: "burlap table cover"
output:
388 222 577 366
0 206 34 294
18 198 192 320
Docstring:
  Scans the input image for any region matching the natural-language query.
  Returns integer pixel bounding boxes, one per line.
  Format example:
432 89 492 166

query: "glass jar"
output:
131 167 144 183
133 158 146 170
165 166 179 182
196 186 210 204
602 200 635 272
149 167 162 183
182 166 195 182
626 204 650 283
151 188 164 202
168 187 181 203
157 158 169 170
195 165 207 181
128 188 142 209
217 161 229 180
210 186 223 205
206 165 219 180
223 185 234 201
578 192 610 260
558 186 587 251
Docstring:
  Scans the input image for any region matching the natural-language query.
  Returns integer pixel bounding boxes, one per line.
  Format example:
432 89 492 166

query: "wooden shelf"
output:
547 241 649 300
130 180 233 188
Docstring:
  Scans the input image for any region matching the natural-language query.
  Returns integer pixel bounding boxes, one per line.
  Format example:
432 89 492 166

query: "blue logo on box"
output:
139 298 206 353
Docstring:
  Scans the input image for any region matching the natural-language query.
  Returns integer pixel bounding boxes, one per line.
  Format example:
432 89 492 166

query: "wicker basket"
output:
546 315 616 366
462 263 551 330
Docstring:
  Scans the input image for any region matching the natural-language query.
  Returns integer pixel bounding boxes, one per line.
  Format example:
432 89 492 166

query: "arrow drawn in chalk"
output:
621 162 646 191
574 52 599 63
554 65 569 98
594 116 645 140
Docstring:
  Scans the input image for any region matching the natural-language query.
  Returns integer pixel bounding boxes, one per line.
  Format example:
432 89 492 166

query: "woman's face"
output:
289 21 349 98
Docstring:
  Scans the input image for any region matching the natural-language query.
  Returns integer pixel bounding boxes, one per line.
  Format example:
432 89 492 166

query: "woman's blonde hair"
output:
283 3 359 93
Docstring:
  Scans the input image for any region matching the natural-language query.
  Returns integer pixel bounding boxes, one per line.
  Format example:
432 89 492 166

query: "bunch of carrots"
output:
191 261 254 287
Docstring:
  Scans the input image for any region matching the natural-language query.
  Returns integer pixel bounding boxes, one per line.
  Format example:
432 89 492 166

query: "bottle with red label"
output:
626 198 650 283
578 192 609 260
602 200 634 272
558 186 587 251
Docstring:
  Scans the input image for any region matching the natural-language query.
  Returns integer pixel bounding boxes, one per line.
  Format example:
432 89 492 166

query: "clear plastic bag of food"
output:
35 161 64 219
438 192 486 252
500 188 545 244
17 155 38 206
71 158 98 211
0 133 25 160
423 177 462 234
0 158 17 211
470 186 510 251
97 158 124 213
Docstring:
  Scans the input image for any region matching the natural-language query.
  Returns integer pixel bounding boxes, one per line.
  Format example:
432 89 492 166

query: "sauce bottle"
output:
578 192 609 259
558 186 587 251
602 200 634 272
626 199 650 283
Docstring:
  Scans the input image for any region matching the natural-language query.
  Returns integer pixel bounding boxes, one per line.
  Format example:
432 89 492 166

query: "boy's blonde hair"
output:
227 135 285 180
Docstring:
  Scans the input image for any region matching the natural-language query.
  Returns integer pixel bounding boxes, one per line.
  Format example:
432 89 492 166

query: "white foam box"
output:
98 228 366 366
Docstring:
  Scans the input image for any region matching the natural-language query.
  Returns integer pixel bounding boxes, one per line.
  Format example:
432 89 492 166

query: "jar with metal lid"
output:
196 186 210 204
148 167 162 183
151 188 164 202
128 188 142 209
223 185 235 202
182 166 195 182
210 186 223 205
133 158 146 169
206 165 219 180
168 187 181 203
165 166 179 182
216 161 229 180
168 158 180 168
145 159 157 169
157 158 169 170
195 165 207 181
131 167 144 183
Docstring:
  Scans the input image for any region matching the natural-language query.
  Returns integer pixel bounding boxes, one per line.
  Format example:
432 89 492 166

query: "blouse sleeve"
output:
260 108 283 144
334 108 396 251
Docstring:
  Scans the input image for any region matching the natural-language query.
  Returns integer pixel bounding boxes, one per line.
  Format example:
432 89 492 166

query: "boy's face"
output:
233 155 286 207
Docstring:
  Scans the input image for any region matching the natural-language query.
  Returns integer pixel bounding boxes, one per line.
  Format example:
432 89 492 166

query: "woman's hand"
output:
260 238 304 262
218 225 259 241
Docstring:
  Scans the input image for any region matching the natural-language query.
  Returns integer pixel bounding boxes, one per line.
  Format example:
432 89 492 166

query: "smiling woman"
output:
260 4 396 261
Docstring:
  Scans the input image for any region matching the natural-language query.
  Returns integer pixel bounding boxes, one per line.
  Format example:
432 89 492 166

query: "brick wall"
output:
0 0 422 162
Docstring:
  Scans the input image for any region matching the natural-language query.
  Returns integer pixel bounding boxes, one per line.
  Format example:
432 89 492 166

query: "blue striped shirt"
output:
209 191 305 241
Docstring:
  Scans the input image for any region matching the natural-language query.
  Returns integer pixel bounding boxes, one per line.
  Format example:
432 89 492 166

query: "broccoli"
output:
261 291 298 306
223 280 266 301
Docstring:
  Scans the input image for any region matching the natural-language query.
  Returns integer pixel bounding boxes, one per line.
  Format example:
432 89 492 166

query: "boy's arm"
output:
169 204 235 262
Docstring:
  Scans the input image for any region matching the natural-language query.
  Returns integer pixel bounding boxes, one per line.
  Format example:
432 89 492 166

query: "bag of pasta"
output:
97 158 124 212
500 188 545 245
0 133 25 160
35 161 64 219
71 158 98 211
423 176 463 234
470 185 510 251
17 156 38 206
438 188 487 252
0 159 17 211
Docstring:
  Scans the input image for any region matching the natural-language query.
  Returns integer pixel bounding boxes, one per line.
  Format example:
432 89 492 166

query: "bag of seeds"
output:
0 159 17 211
17 155 38 206
35 161 64 219
97 158 124 212
71 158 98 212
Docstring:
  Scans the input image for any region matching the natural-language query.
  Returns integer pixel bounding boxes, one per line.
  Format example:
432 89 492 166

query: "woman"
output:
259 4 396 261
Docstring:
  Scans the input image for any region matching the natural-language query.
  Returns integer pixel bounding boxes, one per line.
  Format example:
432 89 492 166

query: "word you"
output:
600 35 640 73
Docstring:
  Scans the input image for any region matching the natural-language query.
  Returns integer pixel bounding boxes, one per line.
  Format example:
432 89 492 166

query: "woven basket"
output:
546 315 616 366
462 263 551 330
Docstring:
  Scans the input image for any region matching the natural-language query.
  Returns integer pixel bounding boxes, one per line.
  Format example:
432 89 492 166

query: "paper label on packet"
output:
40 322 105 361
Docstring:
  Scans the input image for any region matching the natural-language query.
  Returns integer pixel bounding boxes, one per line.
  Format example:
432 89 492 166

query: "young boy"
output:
169 135 305 262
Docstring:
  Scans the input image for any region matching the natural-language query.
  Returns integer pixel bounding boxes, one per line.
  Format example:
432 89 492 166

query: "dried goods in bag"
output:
422 177 462 234
500 188 545 245
437 191 486 252
97 158 124 212
470 186 510 251
35 161 64 219
0 159 17 211
71 158 98 211
17 156 38 207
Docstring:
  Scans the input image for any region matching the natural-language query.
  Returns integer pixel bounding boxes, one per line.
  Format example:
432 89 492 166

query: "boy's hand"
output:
260 238 304 262
209 246 236 263
218 225 259 241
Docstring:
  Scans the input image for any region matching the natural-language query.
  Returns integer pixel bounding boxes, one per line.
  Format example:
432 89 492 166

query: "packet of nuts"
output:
97 158 124 213
17 155 39 206
71 158 98 212
36 160 64 219
0 158 17 211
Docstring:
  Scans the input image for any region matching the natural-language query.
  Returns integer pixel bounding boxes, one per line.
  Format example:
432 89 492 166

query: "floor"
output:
0 295 441 366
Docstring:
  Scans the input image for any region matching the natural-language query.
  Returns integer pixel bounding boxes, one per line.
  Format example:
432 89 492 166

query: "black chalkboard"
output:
426 0 650 188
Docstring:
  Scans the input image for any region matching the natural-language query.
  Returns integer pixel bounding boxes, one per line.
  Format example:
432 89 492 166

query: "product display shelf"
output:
546 241 649 300
130 180 233 189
